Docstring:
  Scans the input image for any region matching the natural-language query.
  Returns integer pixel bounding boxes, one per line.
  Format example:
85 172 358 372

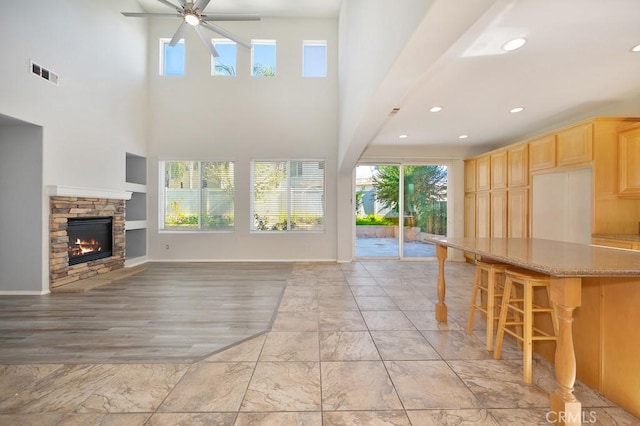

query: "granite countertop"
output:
426 237 640 277
592 234 640 242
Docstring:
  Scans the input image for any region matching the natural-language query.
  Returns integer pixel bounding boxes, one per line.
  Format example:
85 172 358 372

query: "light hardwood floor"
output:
0 261 638 425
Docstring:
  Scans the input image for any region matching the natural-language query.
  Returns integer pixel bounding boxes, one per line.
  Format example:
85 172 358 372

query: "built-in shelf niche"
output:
125 152 147 266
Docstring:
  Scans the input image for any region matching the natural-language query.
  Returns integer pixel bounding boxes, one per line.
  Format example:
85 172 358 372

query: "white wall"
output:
0 0 148 291
0 0 149 187
337 0 433 171
146 18 339 261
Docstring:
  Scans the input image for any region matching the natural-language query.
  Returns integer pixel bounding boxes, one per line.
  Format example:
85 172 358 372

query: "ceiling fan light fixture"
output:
502 38 526 52
184 13 200 26
631 43 640 53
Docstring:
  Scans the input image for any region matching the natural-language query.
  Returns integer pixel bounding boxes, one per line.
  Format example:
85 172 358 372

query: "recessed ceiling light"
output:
429 106 443 113
459 135 468 139
631 43 640 52
502 38 527 52
510 107 524 113
399 134 408 139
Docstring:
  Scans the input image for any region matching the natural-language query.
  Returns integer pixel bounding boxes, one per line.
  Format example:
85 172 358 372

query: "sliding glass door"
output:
355 163 448 259
402 165 448 258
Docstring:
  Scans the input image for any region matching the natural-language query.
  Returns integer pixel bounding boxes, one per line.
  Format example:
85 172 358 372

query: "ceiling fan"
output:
122 0 260 57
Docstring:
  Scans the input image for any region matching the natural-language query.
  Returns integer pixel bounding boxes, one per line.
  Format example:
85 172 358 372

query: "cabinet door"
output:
557 122 593 166
464 160 476 192
508 144 529 187
491 150 507 189
508 188 529 238
529 134 556 171
490 190 507 238
618 125 640 197
476 155 491 191
464 193 476 238
476 192 491 238
591 238 634 250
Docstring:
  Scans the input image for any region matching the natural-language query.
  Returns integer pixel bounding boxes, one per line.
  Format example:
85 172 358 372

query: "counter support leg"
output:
549 277 582 426
435 244 448 322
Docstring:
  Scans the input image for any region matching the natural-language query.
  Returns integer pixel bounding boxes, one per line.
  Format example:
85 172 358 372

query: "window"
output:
252 40 276 77
212 39 237 76
160 39 185 76
251 160 325 232
302 40 327 77
160 161 234 231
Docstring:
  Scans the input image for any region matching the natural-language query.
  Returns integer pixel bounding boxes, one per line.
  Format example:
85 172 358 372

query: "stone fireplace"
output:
49 187 129 289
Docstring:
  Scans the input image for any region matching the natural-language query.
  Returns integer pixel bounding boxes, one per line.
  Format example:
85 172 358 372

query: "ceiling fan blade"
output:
121 12 181 18
156 0 183 11
194 26 219 57
195 0 212 11
201 22 251 49
202 14 261 22
169 22 189 47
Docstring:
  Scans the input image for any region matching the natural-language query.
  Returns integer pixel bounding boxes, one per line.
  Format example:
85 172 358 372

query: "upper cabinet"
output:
529 134 556 171
476 155 491 191
557 122 593 166
618 123 640 197
491 150 507 189
464 160 476 193
463 116 640 239
508 144 529 187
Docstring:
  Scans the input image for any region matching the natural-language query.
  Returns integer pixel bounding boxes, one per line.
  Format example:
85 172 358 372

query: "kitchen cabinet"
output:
491 150 507 189
464 160 476 192
508 188 529 238
591 237 640 251
490 190 507 238
476 191 491 238
476 155 491 191
618 123 640 197
529 134 556 171
557 122 593 166
464 193 476 238
508 143 528 187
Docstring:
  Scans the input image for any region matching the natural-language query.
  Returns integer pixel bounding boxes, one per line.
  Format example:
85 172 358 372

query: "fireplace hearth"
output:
67 217 113 265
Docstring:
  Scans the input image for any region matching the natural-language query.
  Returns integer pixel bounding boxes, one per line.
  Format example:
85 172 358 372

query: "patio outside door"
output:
355 164 448 259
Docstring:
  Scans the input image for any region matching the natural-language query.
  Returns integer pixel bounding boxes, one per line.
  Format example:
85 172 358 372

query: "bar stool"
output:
494 268 559 384
467 260 507 350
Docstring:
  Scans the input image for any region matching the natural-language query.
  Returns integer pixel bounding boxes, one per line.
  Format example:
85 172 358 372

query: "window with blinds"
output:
160 161 234 231
251 160 325 232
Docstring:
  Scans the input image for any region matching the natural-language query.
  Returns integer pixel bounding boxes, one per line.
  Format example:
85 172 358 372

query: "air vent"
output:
30 60 59 85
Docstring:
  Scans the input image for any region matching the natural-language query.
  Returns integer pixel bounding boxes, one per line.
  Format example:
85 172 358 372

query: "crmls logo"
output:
545 410 598 424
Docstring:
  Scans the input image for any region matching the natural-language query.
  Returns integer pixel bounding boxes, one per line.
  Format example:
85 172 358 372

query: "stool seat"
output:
494 268 558 384
467 260 508 350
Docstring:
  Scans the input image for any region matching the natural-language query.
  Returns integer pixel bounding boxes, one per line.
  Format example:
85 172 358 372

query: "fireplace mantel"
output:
47 185 132 200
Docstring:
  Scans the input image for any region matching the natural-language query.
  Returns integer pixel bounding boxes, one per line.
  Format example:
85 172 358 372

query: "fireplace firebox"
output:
67 217 113 266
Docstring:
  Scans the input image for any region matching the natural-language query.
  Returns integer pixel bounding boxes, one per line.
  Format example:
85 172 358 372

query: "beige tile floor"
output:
1 261 639 425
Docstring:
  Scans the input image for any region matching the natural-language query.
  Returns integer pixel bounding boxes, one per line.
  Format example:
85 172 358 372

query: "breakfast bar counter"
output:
425 237 640 425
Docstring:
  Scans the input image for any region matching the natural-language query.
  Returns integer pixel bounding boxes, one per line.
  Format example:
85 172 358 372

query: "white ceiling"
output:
137 0 341 18
136 0 640 151
371 0 640 149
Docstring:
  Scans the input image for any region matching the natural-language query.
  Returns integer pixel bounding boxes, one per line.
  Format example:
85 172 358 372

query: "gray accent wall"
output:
0 122 44 293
